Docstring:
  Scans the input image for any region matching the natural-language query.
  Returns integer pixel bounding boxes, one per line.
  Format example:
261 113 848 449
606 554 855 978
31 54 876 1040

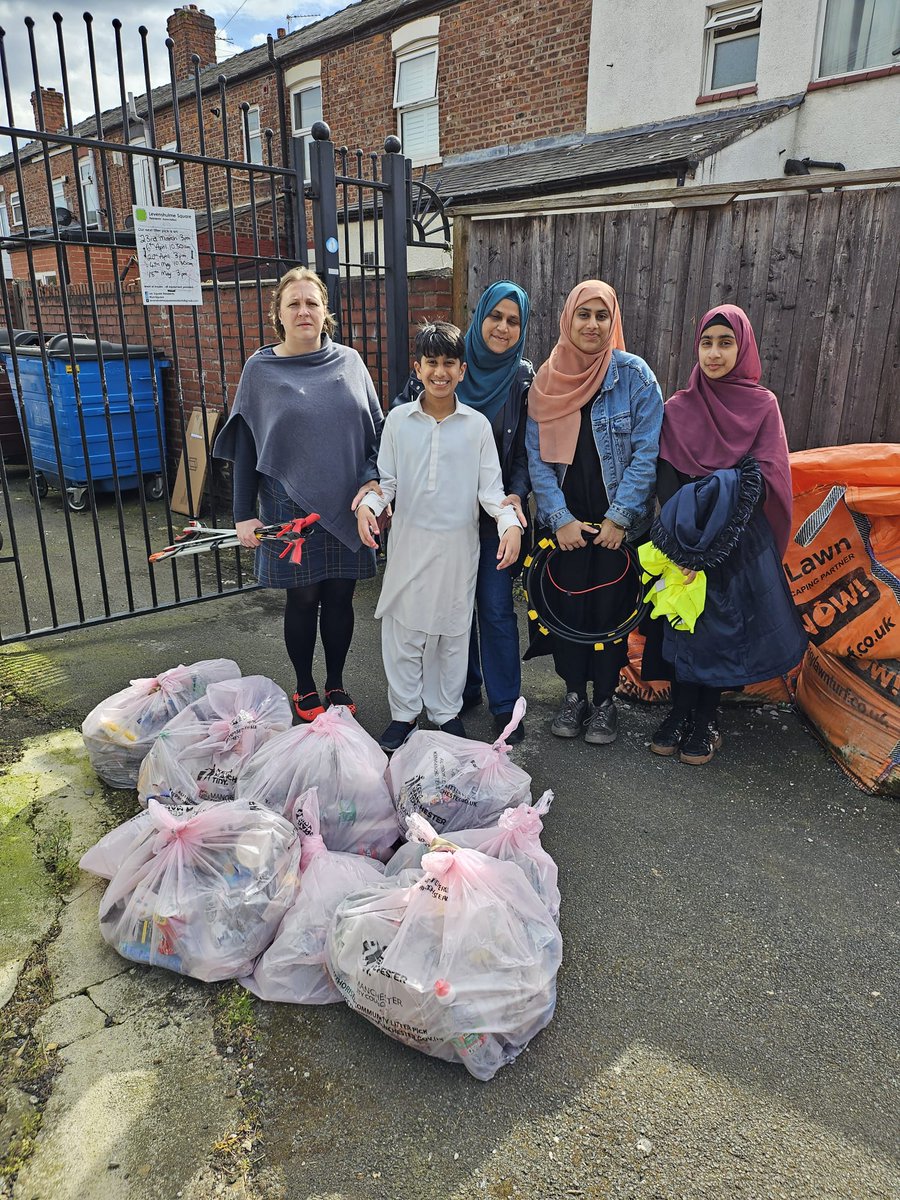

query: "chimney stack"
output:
31 87 66 133
166 5 217 81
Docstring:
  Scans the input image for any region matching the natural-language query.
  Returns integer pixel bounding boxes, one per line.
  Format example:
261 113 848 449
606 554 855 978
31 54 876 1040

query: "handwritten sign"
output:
133 206 202 306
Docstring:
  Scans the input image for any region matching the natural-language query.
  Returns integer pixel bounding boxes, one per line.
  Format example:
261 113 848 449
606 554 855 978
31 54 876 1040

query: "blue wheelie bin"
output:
2 334 168 510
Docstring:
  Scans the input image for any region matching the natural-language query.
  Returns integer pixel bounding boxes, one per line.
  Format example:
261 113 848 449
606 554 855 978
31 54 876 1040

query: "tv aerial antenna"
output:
286 9 321 33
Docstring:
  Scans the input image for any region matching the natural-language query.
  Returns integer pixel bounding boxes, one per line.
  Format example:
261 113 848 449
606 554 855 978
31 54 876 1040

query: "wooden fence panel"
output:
810 189 876 448
758 192 808 403
456 183 899 450
840 187 900 444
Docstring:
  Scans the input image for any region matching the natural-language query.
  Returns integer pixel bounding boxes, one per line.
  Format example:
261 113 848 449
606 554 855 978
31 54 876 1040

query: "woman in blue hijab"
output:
386 281 533 742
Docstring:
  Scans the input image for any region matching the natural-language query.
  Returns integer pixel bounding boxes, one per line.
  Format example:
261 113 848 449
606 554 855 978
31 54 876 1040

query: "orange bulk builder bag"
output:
795 644 900 796
784 445 900 661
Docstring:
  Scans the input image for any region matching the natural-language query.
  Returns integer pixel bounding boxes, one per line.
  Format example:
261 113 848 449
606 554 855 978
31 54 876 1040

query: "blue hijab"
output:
456 280 530 423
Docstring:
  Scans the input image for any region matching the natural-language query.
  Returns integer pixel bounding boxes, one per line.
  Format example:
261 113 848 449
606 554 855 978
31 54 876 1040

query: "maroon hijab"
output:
659 304 792 555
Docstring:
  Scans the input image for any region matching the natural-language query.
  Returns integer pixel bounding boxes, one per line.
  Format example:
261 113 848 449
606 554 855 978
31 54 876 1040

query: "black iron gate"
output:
0 11 448 645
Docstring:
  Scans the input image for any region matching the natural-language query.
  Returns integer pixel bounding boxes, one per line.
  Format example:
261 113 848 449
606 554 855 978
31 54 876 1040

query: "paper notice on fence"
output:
133 205 202 306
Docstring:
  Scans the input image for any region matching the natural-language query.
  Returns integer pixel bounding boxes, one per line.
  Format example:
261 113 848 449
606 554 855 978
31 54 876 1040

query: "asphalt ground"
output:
1 501 898 1199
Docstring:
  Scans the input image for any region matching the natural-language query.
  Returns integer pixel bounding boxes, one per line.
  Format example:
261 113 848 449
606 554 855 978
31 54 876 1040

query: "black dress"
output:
525 403 633 699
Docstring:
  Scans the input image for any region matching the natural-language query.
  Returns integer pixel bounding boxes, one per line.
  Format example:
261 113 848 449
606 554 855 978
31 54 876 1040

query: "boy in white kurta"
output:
357 323 522 751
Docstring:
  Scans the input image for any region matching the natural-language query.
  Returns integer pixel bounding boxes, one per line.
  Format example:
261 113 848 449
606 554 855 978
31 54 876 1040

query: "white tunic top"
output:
361 398 520 636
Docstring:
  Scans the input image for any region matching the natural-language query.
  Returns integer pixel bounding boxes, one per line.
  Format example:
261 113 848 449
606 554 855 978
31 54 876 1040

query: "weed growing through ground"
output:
34 816 81 895
0 945 60 1190
208 984 265 1188
215 983 255 1034
0 1110 42 1182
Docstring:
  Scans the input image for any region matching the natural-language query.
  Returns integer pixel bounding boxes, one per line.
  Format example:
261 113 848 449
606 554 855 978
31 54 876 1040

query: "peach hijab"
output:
528 280 625 464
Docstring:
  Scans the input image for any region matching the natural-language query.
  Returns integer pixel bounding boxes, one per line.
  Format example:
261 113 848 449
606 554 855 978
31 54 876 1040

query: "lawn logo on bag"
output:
795 568 880 642
784 538 855 593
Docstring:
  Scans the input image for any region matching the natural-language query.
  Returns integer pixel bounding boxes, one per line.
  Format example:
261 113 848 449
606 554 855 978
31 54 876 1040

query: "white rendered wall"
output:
587 1 899 177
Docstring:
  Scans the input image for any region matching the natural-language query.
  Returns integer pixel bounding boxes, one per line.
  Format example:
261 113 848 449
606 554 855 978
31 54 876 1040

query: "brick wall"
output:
433 0 592 158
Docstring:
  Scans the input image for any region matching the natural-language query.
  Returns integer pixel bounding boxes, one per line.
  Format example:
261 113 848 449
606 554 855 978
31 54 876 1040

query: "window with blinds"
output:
393 46 439 165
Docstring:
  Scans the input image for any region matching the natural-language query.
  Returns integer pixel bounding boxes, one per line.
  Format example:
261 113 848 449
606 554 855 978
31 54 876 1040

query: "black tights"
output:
284 578 356 697
671 679 721 722
552 639 628 705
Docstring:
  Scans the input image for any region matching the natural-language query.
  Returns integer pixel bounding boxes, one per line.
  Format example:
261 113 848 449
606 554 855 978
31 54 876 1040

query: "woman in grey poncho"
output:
214 267 383 722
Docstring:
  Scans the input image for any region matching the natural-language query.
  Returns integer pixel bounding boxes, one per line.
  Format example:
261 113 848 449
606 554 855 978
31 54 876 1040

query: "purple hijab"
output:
659 304 792 556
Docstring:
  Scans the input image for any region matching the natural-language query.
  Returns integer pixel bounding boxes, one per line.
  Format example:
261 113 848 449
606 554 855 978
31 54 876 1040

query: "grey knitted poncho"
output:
214 337 383 550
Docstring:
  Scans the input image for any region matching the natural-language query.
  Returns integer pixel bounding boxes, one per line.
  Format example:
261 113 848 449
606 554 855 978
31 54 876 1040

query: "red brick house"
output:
0 0 596 278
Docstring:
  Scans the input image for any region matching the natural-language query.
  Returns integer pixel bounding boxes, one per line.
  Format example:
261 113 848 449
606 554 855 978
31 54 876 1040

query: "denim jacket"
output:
525 349 663 540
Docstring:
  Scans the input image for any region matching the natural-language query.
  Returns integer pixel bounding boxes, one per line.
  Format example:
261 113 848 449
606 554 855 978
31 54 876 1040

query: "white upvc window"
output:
131 137 156 208
79 154 100 227
52 176 67 217
817 0 899 78
393 45 439 165
291 82 323 182
10 192 22 226
161 142 181 193
245 105 264 165
704 4 762 91
0 191 9 237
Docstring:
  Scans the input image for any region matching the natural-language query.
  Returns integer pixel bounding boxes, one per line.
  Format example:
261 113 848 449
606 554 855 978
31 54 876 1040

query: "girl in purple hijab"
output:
645 305 806 765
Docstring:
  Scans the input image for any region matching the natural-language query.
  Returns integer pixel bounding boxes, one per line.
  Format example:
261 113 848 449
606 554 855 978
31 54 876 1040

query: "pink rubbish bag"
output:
326 843 562 1081
386 791 560 921
80 803 193 880
137 676 292 808
387 698 531 834
98 798 300 981
79 797 256 881
241 789 387 1004
236 705 397 860
82 659 241 788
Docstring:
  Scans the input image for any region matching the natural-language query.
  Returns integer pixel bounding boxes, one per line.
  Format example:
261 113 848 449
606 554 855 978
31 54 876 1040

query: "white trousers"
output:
382 615 469 725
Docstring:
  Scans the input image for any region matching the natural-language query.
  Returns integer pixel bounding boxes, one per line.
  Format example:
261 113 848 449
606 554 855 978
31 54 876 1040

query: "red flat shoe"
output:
324 687 357 716
292 691 326 722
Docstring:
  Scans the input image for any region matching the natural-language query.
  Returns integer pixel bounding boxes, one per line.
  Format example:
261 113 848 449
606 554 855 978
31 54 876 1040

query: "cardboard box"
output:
170 408 221 516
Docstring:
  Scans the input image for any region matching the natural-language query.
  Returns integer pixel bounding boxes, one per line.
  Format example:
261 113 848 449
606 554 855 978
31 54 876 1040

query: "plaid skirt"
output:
255 476 376 588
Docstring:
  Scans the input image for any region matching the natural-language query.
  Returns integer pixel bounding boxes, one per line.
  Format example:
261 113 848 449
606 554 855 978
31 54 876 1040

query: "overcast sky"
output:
1 1 352 148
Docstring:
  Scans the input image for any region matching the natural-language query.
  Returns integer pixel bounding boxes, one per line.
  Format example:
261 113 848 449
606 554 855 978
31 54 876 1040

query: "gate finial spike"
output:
311 120 331 141
384 135 401 154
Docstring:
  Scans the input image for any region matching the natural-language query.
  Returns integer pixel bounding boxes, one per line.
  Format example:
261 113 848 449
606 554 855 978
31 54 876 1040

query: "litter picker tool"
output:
149 515 320 565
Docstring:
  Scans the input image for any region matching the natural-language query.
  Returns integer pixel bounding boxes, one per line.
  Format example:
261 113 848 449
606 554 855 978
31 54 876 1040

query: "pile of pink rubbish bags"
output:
80 668 561 1080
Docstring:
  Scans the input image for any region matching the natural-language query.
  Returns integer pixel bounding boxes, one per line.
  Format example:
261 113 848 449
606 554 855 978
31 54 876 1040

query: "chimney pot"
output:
167 5 217 80
31 86 66 133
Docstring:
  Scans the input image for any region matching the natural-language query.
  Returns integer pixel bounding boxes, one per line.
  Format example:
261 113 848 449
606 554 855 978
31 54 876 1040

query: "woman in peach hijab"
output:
525 280 663 744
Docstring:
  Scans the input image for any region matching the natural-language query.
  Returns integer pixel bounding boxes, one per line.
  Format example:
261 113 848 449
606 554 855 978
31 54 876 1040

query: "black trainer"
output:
583 697 618 744
439 716 467 738
494 712 525 745
650 709 693 756
378 719 417 753
551 692 588 738
679 719 724 765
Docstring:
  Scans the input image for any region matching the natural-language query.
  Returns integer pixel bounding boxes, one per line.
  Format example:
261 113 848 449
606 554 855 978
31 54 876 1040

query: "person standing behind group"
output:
525 280 663 744
645 303 807 765
213 267 383 723
357 321 523 753
388 281 533 743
